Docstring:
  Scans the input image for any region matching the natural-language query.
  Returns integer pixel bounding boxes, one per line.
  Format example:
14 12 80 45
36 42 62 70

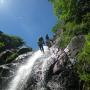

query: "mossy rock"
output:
17 47 32 55
0 50 13 65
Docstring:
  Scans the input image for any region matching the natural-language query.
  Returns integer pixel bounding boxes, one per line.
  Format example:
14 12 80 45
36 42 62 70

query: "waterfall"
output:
7 46 51 90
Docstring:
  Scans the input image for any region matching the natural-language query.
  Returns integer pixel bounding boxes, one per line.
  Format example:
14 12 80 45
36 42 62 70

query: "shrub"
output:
0 42 5 47
76 34 90 87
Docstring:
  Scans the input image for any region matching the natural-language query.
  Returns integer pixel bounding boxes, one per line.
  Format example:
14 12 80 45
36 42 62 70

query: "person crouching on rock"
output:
38 36 45 53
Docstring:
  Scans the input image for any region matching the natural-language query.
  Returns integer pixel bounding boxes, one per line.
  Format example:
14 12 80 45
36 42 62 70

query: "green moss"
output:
0 31 25 51
0 42 5 47
6 53 18 63
80 74 90 81
76 33 90 84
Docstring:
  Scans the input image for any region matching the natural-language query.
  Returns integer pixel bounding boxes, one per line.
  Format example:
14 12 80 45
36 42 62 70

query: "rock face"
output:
0 50 13 65
44 49 79 90
64 35 85 58
53 50 68 74
0 52 33 90
0 31 32 65
17 47 32 55
0 63 18 90
22 48 80 90
0 47 32 65
0 47 80 90
24 35 85 90
0 34 85 90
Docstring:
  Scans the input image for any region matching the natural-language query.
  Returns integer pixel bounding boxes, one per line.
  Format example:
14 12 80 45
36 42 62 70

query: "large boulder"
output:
23 48 79 90
46 49 79 90
64 35 85 58
0 64 17 90
53 50 68 74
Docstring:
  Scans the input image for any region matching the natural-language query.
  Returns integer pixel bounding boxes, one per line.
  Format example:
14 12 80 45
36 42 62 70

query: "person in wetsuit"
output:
45 34 51 49
38 36 45 52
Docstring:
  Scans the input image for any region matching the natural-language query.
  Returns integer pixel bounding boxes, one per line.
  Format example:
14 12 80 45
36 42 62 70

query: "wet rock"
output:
0 64 15 90
43 49 79 90
47 69 79 90
0 50 13 65
17 47 32 55
0 47 80 90
24 48 80 90
0 52 32 90
53 51 68 74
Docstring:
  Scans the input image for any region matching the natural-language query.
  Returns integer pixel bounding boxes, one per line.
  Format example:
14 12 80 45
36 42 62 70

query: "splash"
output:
7 46 50 90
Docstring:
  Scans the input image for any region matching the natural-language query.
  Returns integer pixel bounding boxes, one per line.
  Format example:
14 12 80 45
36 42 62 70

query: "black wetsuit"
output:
45 34 51 48
38 37 44 52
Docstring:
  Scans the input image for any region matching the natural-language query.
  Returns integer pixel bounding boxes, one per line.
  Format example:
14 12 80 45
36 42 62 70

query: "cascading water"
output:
2 46 79 90
6 46 51 90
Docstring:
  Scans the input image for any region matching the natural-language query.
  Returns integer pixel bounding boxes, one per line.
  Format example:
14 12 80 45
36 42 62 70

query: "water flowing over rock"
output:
0 52 33 90
0 46 80 90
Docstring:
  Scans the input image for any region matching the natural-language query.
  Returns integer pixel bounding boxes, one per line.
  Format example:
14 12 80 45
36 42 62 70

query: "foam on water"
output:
7 46 50 90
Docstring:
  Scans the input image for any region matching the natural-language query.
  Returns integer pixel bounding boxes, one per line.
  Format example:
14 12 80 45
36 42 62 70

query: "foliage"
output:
0 42 5 48
49 0 90 47
0 31 24 52
49 0 90 89
0 31 32 64
76 34 90 89
10 35 24 48
49 0 90 23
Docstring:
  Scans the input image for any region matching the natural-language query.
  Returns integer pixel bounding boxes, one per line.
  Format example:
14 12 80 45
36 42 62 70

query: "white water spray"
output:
7 46 50 90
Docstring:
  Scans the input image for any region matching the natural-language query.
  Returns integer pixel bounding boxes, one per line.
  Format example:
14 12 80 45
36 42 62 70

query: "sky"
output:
0 0 57 49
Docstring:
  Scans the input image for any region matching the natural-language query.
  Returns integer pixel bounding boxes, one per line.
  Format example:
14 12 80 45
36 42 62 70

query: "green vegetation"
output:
50 0 90 48
76 33 90 90
0 31 24 52
0 42 5 48
6 53 18 63
49 0 90 89
0 31 32 65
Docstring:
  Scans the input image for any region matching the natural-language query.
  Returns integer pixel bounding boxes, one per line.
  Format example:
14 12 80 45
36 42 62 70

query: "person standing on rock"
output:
45 34 51 49
38 36 45 53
